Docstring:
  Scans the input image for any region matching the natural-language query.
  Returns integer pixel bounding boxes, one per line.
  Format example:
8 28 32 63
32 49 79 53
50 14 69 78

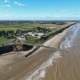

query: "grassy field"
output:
0 26 35 31
0 22 75 31
0 37 14 46
0 27 15 31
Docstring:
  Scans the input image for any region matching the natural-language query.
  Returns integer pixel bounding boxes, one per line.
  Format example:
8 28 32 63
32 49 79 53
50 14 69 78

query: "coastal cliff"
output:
0 44 33 55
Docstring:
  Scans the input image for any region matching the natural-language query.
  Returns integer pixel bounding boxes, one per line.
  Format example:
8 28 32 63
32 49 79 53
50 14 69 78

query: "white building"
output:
17 36 26 40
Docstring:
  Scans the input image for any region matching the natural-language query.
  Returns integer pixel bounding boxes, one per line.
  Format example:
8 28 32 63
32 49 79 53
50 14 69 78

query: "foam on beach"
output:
60 24 80 49
25 51 61 80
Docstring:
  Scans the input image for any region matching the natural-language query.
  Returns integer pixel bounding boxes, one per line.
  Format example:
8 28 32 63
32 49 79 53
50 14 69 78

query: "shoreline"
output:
24 23 75 57
22 24 74 80
0 23 75 80
0 23 76 55
43 24 73 48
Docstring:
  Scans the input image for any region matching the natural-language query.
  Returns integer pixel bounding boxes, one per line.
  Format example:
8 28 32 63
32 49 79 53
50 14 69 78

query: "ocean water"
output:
25 23 80 80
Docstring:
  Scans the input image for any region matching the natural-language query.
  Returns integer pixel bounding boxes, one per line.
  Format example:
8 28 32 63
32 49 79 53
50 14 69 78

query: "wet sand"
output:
0 24 76 80
40 23 80 80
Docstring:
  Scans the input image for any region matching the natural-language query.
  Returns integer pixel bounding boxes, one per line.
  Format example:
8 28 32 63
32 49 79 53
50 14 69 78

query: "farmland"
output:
0 21 75 46
0 21 75 30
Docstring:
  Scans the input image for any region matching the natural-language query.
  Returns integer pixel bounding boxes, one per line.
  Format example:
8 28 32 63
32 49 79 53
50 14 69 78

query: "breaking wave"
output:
25 51 61 80
60 24 80 49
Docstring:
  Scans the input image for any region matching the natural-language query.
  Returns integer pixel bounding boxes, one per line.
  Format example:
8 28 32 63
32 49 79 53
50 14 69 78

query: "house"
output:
27 32 35 36
37 33 45 36
27 32 32 35
17 35 26 40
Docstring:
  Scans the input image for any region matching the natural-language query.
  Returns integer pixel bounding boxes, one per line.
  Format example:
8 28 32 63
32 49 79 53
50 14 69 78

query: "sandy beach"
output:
0 25 73 80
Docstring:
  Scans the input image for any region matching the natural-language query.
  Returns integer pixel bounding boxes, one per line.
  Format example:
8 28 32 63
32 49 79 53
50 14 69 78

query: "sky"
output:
0 0 80 20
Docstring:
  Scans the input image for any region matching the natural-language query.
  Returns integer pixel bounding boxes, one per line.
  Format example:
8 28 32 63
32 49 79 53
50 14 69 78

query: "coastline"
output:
24 23 75 57
43 24 73 48
21 24 74 80
0 23 75 80
22 24 74 80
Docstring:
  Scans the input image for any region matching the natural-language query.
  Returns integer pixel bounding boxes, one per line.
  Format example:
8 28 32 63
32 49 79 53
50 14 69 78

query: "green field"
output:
0 22 75 31
0 27 15 31
0 26 35 31
0 37 14 46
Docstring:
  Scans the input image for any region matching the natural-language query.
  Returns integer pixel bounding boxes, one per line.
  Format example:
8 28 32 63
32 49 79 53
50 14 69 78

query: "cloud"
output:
14 2 26 6
2 5 11 7
61 10 68 13
4 0 10 2
3 14 19 19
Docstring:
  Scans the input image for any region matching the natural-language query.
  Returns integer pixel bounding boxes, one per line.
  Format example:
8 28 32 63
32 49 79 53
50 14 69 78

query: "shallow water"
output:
25 23 80 80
